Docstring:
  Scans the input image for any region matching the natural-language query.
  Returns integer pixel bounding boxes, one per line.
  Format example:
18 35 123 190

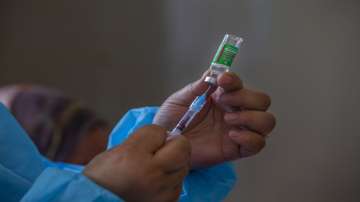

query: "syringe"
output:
170 86 213 136
170 34 243 136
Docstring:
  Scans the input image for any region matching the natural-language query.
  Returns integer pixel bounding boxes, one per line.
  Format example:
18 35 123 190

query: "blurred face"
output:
0 84 109 164
66 125 109 164
0 85 29 108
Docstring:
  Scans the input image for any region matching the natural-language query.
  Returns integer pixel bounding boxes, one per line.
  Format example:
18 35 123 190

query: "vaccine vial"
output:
205 34 243 85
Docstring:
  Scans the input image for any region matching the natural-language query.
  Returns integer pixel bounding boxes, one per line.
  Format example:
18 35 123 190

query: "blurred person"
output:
0 71 275 201
0 85 110 164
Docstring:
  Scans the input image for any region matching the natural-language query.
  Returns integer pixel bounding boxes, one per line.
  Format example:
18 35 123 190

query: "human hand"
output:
153 71 276 168
83 125 191 202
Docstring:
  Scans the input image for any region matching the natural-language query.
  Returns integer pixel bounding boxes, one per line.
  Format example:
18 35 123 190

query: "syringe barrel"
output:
171 109 197 135
205 34 243 85
170 86 212 136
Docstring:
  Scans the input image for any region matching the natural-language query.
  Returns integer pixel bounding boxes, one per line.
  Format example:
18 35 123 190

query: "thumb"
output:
171 70 211 105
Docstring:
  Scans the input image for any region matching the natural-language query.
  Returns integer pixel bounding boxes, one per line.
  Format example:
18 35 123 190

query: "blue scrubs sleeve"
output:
0 103 123 202
21 168 121 202
0 103 47 201
109 107 237 202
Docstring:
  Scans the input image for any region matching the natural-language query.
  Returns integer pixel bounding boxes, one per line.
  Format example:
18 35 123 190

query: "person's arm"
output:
24 106 233 202
0 103 123 202
25 123 191 202
1 102 190 202
0 103 46 202
108 107 236 202
21 168 121 202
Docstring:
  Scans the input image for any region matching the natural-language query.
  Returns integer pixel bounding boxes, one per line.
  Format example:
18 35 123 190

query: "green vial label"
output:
212 44 239 67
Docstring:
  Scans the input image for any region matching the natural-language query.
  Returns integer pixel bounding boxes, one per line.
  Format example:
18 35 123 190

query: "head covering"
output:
6 85 108 161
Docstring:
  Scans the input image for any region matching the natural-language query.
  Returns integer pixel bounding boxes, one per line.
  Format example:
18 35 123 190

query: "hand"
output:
153 71 276 168
83 125 191 202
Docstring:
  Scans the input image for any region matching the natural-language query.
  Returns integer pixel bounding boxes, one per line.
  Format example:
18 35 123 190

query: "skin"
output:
1 71 275 200
65 126 110 164
153 71 276 168
83 125 191 202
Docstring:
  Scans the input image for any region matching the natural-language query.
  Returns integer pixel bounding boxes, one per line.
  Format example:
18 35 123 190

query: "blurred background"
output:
1 0 360 201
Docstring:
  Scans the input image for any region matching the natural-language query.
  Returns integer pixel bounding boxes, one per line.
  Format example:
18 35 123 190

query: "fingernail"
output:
224 113 237 122
229 131 240 138
220 73 233 84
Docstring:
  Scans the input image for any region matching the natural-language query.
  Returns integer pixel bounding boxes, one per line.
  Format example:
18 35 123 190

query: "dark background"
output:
1 0 360 201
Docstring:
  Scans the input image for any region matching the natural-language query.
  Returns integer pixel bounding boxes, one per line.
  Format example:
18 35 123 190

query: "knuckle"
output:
141 124 167 133
107 146 132 162
136 124 167 139
178 136 191 148
174 136 192 155
137 169 161 190
223 72 243 88
120 147 137 161
238 111 251 124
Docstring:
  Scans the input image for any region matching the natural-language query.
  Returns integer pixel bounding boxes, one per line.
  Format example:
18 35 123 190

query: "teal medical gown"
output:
0 104 236 202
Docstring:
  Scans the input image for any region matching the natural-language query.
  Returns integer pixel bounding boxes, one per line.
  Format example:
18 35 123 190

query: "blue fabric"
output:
0 103 236 202
0 103 47 202
22 168 120 202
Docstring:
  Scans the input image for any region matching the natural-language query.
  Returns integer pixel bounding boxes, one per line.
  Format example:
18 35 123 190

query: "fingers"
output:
160 184 183 202
217 72 243 92
220 88 271 111
154 135 191 173
124 125 167 153
170 71 210 105
172 185 183 199
165 166 188 188
229 130 266 158
216 72 271 111
224 111 276 136
188 70 212 96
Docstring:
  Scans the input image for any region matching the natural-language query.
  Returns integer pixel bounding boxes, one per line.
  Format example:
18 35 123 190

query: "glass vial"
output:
205 34 243 85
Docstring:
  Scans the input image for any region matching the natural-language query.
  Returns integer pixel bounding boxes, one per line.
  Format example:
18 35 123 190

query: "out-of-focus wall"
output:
1 0 360 201
164 1 360 202
0 0 170 123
